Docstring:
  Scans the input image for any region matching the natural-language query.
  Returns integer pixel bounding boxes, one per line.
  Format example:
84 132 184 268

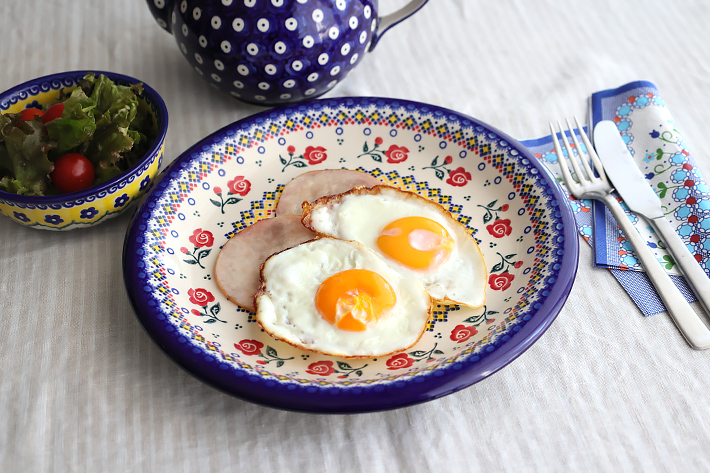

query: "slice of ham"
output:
275 169 380 216
215 215 316 312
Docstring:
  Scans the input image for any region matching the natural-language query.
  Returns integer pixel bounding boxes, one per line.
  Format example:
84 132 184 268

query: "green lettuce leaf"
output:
0 116 55 195
45 87 97 154
78 74 142 168
0 114 13 175
85 73 140 119
93 163 123 184
83 120 135 166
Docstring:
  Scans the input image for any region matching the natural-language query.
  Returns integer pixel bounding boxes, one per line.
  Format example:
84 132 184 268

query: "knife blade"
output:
593 121 663 218
593 120 710 316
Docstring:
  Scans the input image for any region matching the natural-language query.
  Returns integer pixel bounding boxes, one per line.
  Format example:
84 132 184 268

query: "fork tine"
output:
549 122 580 196
566 118 597 182
557 120 588 182
573 116 610 185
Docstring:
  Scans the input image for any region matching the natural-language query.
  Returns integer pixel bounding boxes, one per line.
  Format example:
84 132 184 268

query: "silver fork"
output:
551 118 710 350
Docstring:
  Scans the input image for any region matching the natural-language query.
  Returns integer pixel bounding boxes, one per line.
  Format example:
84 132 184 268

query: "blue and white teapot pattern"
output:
146 0 429 105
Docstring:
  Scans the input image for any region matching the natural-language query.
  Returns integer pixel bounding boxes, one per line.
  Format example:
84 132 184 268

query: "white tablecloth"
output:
2 1 710 471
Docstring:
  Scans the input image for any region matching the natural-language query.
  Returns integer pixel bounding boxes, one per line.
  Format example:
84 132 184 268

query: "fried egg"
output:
302 185 487 308
255 238 432 358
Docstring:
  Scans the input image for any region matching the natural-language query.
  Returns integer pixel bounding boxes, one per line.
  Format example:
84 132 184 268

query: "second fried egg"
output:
302 185 487 308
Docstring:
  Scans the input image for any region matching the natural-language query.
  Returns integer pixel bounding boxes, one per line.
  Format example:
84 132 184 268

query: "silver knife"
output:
593 120 710 316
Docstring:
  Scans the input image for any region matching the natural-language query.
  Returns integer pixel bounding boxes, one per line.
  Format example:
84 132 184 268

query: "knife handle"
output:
602 194 710 349
651 216 710 315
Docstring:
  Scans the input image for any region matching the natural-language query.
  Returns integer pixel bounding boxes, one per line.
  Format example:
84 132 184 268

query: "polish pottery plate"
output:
122 97 579 413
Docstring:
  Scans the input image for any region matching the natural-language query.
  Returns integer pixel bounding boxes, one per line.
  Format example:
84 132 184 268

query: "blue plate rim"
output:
122 96 579 414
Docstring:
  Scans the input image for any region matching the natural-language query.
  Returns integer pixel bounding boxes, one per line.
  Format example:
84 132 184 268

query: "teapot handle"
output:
369 0 429 51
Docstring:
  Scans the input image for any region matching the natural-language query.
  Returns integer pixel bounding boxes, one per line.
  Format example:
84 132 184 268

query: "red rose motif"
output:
305 360 335 376
446 167 472 187
227 176 251 196
188 288 215 306
189 228 214 248
450 324 478 343
488 272 515 291
386 353 414 370
304 145 327 165
385 144 409 163
234 339 264 356
486 218 513 238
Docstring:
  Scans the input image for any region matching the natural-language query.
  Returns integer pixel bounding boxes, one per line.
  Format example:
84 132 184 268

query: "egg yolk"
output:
376 216 454 270
315 269 396 332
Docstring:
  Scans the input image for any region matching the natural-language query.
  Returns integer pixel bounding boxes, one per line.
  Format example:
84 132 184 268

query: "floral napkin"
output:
521 80 705 315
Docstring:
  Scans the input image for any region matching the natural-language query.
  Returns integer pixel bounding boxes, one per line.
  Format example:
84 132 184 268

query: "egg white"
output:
255 238 432 358
302 185 487 308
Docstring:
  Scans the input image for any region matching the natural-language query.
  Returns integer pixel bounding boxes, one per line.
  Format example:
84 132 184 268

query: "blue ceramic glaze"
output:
145 0 428 105
122 96 579 413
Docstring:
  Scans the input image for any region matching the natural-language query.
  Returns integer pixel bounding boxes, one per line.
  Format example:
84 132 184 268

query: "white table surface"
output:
2 1 710 472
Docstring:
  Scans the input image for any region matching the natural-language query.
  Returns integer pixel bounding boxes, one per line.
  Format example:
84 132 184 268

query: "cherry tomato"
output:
19 107 43 122
50 153 95 194
41 103 64 124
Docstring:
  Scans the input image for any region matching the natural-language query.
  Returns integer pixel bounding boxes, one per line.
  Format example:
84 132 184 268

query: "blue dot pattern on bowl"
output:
157 0 378 105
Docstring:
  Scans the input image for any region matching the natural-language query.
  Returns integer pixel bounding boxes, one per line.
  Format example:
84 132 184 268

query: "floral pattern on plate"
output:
123 97 578 413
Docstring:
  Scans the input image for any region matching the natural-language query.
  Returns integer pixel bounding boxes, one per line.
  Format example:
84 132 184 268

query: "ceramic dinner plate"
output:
122 97 578 413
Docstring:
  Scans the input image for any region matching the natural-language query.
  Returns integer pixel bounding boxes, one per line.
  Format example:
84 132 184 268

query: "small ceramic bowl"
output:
0 70 168 230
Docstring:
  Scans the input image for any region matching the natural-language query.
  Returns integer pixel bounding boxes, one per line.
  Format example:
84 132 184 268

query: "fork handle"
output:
650 216 710 316
602 194 710 350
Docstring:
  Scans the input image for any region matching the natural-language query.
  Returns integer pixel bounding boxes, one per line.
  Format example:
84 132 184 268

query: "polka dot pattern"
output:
156 0 380 105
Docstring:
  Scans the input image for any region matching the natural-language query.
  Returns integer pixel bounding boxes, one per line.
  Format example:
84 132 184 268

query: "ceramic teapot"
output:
146 0 428 105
